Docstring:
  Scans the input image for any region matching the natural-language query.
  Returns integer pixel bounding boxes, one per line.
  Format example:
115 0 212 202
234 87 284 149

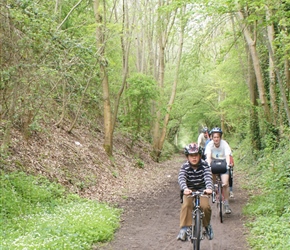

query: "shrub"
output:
0 171 121 249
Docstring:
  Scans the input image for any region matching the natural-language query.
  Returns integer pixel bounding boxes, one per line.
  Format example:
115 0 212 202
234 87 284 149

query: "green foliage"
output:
245 214 290 250
172 9 250 145
159 140 179 161
0 172 121 249
121 74 159 136
135 158 145 169
240 133 290 249
259 122 280 153
173 0 289 148
1 0 99 138
0 172 65 219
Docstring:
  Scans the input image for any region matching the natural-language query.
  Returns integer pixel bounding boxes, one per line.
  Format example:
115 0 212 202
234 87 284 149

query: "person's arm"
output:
204 167 213 194
178 165 188 190
229 154 234 167
178 164 192 195
197 133 203 148
226 154 230 166
207 153 212 166
223 140 231 166
204 142 212 165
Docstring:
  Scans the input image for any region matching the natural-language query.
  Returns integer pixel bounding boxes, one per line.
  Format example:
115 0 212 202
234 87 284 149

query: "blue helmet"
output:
210 127 223 136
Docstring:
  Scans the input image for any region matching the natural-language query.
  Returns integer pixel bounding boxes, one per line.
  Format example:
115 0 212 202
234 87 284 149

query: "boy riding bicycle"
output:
177 142 214 241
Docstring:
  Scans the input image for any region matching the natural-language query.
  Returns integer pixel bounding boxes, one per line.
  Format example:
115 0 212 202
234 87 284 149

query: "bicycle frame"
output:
214 174 224 223
212 166 232 223
186 191 207 250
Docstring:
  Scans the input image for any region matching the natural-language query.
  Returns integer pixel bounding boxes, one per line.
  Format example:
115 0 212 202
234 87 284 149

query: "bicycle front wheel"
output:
192 209 202 250
218 184 223 223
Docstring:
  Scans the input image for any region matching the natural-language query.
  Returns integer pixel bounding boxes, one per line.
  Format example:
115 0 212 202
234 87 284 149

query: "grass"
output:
238 135 290 250
0 171 121 249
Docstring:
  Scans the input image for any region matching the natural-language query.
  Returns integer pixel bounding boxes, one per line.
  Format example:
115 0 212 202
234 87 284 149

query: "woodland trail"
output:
95 156 249 250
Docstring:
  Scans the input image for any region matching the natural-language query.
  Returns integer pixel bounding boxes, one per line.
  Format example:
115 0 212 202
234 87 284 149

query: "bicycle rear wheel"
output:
218 183 223 223
192 209 202 250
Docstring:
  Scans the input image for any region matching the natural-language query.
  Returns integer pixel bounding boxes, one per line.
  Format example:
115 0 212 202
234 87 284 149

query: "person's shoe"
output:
205 224 214 240
177 227 188 241
225 204 232 214
230 191 234 198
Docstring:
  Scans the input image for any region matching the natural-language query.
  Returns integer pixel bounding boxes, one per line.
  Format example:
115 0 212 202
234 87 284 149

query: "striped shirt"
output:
178 160 213 191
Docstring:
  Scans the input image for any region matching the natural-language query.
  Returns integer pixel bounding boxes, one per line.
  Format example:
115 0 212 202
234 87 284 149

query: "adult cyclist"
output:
177 142 214 241
197 127 209 160
204 127 232 214
205 129 212 149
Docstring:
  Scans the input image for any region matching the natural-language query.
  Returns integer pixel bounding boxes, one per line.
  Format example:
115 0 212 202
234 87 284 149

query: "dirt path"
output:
96 156 249 250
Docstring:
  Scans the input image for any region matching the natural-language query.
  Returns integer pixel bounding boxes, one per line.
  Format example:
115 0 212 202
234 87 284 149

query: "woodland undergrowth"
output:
0 124 173 250
238 132 290 250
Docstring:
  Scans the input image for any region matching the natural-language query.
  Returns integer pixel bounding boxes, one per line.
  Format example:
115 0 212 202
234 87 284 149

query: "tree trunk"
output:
248 51 261 151
152 1 177 161
266 9 278 126
112 0 133 132
285 58 290 101
94 0 113 156
237 11 271 122
152 2 166 160
157 7 185 161
265 31 290 127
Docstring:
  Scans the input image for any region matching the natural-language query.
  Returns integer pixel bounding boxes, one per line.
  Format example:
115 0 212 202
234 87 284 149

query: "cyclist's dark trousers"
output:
180 194 211 228
229 169 233 188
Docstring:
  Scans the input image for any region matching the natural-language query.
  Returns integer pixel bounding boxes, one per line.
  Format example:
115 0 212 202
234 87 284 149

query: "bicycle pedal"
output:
201 231 207 240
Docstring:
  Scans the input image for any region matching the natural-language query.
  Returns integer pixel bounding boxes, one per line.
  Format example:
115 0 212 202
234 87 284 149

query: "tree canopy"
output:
1 0 289 158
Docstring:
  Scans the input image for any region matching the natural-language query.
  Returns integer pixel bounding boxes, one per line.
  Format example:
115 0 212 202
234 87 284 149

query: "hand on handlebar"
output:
204 189 212 195
184 188 213 195
226 164 233 169
184 188 192 195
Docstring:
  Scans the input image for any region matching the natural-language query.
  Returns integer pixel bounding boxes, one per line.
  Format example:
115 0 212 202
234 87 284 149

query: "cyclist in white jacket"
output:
204 127 232 214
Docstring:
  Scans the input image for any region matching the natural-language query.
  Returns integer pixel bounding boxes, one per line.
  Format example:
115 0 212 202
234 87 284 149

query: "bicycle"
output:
210 159 229 223
186 190 209 250
212 174 225 223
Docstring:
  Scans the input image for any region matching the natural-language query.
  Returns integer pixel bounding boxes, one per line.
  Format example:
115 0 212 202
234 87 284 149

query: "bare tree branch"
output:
56 0 83 31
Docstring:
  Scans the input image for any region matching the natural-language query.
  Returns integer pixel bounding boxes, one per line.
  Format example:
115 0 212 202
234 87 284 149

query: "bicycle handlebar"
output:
187 190 211 198
209 165 232 174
